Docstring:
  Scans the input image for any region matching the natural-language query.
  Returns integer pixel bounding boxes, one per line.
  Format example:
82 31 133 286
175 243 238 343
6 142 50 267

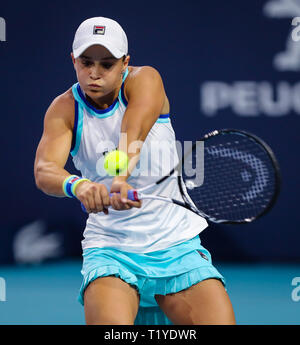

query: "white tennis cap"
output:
72 17 128 59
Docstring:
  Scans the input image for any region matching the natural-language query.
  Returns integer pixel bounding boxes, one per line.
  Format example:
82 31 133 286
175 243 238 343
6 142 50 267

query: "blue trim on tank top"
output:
122 68 129 81
76 84 120 118
119 82 128 107
70 102 83 157
156 116 170 123
70 100 78 153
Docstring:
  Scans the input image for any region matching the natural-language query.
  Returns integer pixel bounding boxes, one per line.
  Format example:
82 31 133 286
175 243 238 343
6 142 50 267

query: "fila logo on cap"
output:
93 25 105 35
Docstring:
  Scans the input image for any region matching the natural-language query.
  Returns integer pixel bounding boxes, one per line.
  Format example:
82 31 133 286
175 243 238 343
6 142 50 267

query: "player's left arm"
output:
111 66 166 206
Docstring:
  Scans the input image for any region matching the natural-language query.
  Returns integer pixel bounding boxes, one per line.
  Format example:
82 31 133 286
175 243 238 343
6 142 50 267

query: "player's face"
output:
71 45 129 102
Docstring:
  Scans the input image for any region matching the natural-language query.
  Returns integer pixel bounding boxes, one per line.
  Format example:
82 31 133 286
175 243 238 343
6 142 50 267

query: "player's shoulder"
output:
50 87 74 111
45 88 75 126
125 66 164 98
127 65 163 83
125 66 168 110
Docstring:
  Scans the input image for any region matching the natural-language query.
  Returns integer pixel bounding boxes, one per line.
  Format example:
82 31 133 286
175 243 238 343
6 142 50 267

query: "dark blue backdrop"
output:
0 0 299 264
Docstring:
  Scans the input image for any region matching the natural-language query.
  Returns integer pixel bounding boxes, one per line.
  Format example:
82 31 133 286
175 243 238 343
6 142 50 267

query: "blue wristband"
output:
62 175 80 198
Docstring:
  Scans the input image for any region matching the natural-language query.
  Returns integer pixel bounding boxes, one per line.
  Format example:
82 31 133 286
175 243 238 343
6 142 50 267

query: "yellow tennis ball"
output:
104 150 129 176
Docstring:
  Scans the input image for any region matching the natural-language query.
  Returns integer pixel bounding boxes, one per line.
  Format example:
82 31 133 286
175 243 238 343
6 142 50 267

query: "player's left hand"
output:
110 176 142 210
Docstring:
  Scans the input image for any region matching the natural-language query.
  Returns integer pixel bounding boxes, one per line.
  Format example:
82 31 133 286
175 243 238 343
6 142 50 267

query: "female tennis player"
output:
34 17 235 325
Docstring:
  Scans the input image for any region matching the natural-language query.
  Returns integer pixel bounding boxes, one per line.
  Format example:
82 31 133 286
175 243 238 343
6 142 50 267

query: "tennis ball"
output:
104 150 129 176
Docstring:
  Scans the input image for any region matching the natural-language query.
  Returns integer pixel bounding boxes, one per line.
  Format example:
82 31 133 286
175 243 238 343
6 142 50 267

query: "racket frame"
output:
136 128 281 224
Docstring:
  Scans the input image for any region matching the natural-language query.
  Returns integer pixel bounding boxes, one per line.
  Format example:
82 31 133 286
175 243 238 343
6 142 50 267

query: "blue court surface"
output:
0 260 299 325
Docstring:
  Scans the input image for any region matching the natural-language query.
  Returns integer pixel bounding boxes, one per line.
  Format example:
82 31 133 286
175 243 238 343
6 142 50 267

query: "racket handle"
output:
80 190 140 213
126 190 139 201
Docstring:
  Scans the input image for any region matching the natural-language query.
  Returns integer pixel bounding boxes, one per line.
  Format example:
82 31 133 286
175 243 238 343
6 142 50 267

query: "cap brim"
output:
73 39 124 59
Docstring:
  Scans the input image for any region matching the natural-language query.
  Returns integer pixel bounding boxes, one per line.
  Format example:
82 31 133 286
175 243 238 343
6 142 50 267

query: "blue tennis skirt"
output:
78 235 225 325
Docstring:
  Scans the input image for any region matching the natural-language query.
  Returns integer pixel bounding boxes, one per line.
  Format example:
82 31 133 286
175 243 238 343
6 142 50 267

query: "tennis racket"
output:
81 129 281 224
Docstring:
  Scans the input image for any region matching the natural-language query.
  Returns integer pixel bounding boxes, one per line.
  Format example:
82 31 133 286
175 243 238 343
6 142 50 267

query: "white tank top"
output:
70 68 208 252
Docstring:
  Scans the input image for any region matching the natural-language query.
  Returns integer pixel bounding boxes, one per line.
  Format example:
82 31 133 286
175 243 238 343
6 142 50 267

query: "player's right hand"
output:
75 181 110 214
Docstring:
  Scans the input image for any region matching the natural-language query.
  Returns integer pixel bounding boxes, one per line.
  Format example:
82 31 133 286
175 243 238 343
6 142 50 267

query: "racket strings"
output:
182 134 277 222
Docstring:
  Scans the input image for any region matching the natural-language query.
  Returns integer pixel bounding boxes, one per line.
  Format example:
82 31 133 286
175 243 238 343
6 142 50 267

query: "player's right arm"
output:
34 92 110 214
